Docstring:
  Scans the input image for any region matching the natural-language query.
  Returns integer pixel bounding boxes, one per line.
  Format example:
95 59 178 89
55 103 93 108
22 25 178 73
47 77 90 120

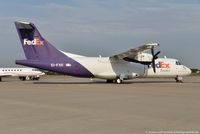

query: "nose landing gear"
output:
175 75 183 83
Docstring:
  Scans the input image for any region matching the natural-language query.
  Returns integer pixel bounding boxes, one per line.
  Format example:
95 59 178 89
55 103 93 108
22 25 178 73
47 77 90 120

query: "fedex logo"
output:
23 38 44 46
156 61 170 68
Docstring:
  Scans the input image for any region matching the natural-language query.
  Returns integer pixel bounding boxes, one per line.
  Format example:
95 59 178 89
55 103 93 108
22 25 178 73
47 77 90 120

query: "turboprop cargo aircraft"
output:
14 21 191 84
0 67 45 82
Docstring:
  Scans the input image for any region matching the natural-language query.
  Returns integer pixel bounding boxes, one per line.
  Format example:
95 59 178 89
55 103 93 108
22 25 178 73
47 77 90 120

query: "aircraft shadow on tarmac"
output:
33 81 105 85
33 80 185 85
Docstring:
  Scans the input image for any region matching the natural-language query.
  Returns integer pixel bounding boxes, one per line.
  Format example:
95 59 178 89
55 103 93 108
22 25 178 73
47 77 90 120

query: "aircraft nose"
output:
185 66 191 75
188 68 192 75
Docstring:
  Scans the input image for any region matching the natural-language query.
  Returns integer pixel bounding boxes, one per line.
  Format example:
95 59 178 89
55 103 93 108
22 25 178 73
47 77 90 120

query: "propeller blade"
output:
152 59 156 73
151 48 156 73
150 44 161 73
151 48 154 56
154 51 161 59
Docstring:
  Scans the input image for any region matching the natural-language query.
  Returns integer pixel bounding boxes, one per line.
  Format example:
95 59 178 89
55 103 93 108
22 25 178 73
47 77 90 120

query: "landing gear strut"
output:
0 77 2 82
175 75 183 83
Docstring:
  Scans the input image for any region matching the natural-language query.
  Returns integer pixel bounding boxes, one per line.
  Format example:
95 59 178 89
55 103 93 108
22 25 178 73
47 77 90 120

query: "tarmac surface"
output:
0 75 200 134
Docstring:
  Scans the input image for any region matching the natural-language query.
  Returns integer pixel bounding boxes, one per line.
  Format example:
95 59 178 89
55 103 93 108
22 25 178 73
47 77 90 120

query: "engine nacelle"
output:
135 53 153 62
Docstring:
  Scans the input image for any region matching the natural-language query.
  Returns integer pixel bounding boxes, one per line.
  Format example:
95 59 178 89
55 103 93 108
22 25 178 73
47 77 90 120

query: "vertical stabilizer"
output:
15 21 65 60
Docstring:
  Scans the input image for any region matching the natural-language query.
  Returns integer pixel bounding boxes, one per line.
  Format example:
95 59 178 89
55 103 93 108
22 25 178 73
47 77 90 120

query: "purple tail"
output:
15 21 64 60
15 21 94 77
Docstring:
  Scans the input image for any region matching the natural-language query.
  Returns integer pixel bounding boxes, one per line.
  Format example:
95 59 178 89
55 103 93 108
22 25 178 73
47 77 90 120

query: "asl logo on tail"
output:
23 38 44 46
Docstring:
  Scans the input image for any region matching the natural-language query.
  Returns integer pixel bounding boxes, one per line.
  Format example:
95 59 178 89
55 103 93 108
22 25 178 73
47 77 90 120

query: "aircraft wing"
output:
109 43 159 61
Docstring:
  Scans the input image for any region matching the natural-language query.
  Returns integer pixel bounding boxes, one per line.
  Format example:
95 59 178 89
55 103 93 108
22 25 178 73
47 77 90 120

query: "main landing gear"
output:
106 78 123 84
175 75 183 83
116 78 122 84
19 76 40 81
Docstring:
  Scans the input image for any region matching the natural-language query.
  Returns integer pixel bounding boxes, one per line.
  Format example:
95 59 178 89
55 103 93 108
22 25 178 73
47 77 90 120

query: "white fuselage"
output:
63 52 191 80
74 57 139 79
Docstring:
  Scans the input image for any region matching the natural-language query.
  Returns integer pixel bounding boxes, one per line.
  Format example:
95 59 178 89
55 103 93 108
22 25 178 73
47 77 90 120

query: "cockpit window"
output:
176 61 182 65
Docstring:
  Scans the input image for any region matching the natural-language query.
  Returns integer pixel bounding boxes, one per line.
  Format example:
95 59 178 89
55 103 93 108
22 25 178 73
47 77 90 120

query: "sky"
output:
0 0 200 68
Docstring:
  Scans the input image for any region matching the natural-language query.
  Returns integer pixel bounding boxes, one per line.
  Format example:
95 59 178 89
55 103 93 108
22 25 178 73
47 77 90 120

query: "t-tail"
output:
15 21 65 60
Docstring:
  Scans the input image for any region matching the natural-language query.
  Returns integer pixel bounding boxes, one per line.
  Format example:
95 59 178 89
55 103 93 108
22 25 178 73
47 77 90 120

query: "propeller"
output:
151 47 161 73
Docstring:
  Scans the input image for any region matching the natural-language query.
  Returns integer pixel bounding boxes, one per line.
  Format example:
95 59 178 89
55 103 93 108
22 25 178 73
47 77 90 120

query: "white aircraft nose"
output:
184 67 191 75
187 68 192 75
